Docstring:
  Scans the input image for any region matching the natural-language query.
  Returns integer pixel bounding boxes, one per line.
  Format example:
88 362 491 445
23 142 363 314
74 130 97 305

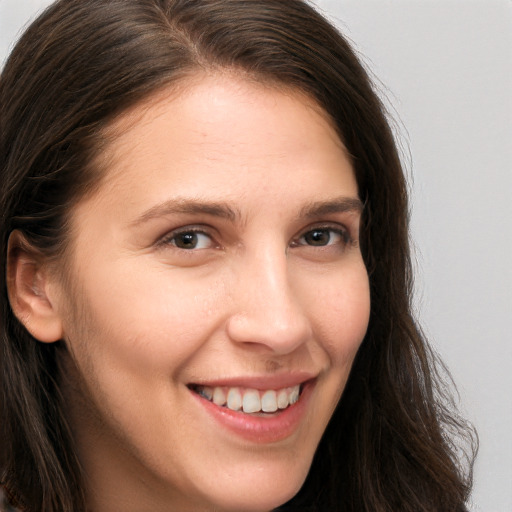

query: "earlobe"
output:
6 231 64 343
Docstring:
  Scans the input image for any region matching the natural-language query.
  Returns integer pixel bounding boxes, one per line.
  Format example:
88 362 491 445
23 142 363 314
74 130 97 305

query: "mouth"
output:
187 383 302 415
187 375 316 442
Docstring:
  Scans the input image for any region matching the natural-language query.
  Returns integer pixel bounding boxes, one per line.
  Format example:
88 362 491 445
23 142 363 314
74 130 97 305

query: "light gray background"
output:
1 1 511 511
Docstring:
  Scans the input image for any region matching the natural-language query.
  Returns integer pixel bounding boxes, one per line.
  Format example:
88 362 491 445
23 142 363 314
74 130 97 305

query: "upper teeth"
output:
195 385 301 413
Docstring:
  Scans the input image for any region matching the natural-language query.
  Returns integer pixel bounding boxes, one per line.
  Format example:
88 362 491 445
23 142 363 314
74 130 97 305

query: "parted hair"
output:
0 1 476 511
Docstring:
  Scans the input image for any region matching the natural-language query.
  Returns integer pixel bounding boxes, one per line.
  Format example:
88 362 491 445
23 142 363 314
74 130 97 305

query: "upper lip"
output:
188 372 317 390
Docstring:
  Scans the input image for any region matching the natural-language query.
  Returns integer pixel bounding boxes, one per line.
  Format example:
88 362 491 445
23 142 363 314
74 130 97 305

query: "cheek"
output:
308 262 370 364
63 261 228 379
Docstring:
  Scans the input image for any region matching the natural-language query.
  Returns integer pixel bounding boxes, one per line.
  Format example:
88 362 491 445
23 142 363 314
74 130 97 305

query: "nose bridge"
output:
227 242 311 353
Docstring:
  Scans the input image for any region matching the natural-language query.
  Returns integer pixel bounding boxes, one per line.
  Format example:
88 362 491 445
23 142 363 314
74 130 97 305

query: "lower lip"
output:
190 381 314 443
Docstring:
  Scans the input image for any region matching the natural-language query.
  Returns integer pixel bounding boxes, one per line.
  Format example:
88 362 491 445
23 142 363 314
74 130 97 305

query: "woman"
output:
0 0 476 511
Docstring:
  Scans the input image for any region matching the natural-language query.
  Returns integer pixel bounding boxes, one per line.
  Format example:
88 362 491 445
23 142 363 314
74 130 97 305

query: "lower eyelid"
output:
156 225 355 251
158 228 214 249
297 227 351 246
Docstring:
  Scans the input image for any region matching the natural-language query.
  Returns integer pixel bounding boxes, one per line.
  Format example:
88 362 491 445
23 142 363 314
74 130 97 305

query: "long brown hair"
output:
0 1 476 510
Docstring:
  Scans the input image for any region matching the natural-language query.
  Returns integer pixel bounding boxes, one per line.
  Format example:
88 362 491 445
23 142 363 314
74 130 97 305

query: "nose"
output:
226 246 312 355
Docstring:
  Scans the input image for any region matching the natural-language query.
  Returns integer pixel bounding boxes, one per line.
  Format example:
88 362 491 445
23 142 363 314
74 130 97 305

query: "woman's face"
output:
53 75 370 512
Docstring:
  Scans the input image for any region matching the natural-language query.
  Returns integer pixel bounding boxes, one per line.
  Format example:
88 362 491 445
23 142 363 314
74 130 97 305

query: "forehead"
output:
71 73 357 231
98 73 347 178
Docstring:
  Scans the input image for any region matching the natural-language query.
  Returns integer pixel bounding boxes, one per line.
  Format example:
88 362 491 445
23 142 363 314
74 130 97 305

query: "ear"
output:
6 231 64 343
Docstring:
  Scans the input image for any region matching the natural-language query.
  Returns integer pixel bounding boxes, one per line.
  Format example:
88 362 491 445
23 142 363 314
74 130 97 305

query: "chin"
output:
209 479 305 512
188 457 311 512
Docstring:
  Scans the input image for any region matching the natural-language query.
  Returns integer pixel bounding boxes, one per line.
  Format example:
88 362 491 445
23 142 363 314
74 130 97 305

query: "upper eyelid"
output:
168 225 213 235
296 221 351 237
289 224 353 249
155 220 356 247
157 225 217 246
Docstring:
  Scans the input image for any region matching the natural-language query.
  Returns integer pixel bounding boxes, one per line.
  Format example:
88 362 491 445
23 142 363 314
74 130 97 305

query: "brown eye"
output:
303 229 332 246
297 227 350 248
167 230 213 250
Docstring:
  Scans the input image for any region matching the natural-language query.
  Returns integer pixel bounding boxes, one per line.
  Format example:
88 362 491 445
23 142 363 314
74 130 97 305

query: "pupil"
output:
176 233 197 248
306 229 329 246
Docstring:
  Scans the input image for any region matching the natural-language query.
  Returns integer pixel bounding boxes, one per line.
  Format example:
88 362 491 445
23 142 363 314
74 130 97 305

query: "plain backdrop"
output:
1 1 511 511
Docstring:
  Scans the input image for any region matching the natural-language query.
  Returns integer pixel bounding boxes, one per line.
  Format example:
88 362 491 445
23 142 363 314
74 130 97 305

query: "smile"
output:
188 377 314 443
189 384 301 414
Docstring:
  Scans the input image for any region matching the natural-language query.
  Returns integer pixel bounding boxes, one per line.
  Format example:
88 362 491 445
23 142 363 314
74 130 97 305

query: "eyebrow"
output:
131 198 240 226
130 195 363 227
298 197 364 219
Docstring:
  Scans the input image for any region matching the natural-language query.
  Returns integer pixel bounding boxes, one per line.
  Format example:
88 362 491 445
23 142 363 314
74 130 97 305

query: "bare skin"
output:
10 74 370 511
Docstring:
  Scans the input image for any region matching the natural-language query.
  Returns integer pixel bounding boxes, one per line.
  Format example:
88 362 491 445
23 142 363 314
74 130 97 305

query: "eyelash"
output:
157 224 353 251
292 224 353 249
158 226 216 250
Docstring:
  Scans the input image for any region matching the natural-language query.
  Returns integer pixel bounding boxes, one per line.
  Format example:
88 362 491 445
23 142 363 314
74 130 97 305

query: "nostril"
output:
226 311 311 355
